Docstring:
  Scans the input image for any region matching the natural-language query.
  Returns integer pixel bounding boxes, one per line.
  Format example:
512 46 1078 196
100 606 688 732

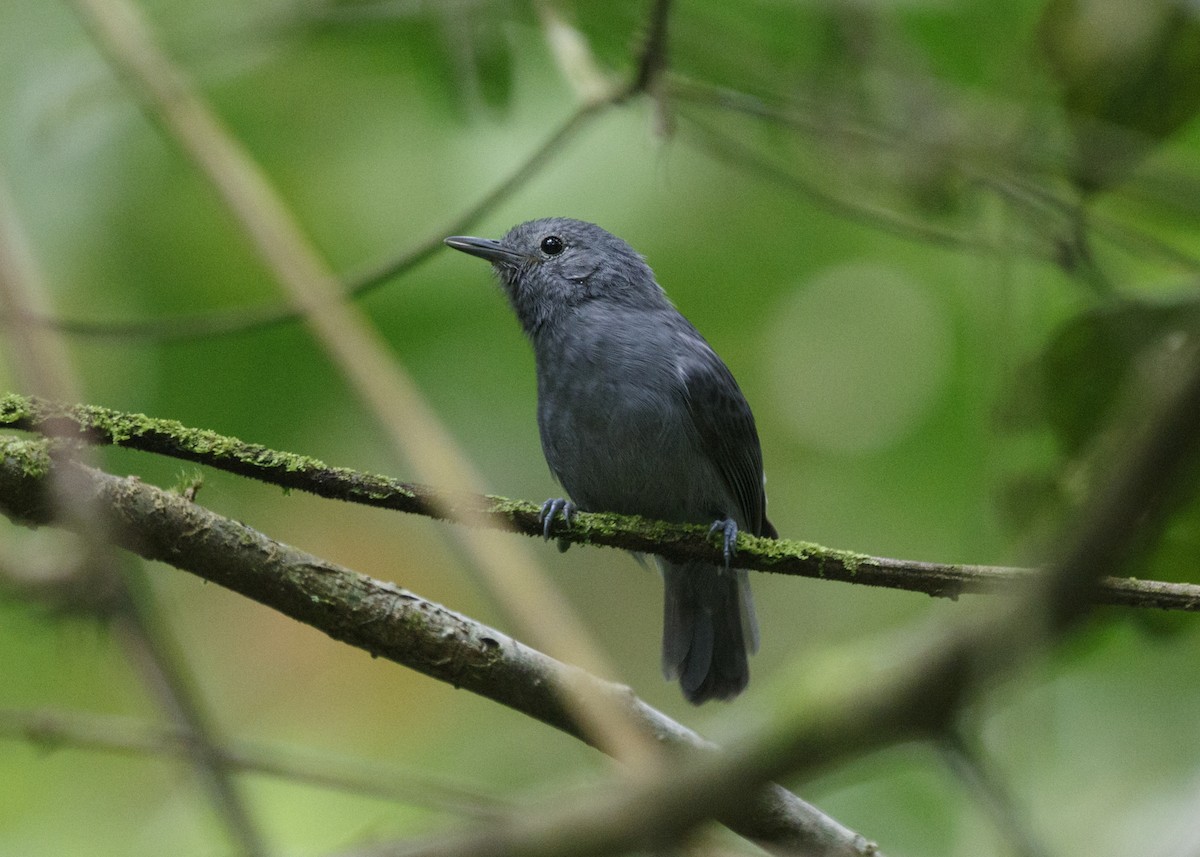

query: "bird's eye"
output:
540 236 564 256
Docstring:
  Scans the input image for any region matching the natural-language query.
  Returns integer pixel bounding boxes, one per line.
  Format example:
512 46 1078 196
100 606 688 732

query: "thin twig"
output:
21 102 602 343
24 3 619 344
0 182 269 857
22 0 677 344
937 731 1051 857
68 0 660 768
670 75 1200 277
677 112 1001 253
0 707 508 819
340 305 1200 857
629 0 673 96
2 393 1197 612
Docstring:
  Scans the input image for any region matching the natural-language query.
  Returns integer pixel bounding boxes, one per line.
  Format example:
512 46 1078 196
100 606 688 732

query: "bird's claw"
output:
539 497 576 542
709 517 739 569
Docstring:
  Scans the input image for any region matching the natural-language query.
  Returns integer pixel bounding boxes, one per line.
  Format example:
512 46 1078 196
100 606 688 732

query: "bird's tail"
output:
660 561 759 704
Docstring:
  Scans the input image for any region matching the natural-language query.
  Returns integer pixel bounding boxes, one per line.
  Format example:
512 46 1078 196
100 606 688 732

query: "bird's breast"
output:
534 329 725 522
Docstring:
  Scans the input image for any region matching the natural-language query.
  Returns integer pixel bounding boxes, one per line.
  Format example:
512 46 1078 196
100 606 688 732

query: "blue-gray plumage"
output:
444 218 776 703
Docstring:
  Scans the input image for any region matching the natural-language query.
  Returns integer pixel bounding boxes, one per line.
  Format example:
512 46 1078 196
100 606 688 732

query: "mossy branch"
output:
0 434 875 857
2 392 1197 612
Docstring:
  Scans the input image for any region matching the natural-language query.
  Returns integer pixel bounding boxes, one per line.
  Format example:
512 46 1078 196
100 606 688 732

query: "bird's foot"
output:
708 517 739 570
539 498 576 543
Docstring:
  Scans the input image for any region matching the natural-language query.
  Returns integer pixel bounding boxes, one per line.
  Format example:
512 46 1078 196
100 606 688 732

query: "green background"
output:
2 0 1199 855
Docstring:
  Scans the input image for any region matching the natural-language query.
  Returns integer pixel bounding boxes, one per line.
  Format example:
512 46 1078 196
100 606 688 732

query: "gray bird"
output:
444 218 776 703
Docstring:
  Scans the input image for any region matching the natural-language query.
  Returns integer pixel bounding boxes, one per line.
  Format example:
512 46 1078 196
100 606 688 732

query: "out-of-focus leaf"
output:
1001 297 1200 614
565 0 645 75
1040 0 1200 192
1143 504 1200 587
995 471 1062 538
471 14 513 111
295 0 525 118
1033 297 1200 454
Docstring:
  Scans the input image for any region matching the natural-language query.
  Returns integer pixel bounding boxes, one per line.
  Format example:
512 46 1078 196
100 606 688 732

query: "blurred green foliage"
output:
2 0 1200 855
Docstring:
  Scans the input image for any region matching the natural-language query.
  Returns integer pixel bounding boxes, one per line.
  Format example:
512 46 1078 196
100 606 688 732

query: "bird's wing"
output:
678 344 776 538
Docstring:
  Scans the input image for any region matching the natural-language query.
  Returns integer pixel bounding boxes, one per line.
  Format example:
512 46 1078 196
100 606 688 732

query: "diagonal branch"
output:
0 177 268 857
18 0 681 345
67 0 658 768
340 297 1200 857
936 731 1050 857
20 0 659 345
20 102 602 343
3 393 1198 612
0 436 877 857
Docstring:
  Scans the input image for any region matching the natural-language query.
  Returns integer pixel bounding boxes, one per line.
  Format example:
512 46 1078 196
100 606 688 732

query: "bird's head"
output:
445 218 667 335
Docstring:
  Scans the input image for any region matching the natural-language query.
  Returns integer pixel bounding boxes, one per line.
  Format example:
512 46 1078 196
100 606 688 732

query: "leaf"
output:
1033 297 1200 454
471 14 514 111
1040 0 1200 192
1001 297 1200 608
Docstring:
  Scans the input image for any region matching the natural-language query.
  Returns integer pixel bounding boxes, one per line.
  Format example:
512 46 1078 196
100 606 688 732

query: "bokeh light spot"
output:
765 262 954 453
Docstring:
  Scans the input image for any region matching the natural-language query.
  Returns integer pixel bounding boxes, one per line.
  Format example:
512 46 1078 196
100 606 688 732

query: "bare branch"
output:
937 731 1050 857
674 110 1003 255
18 101 601 343
68 0 659 768
629 0 673 96
0 437 877 857
0 179 269 856
340 317 1200 857
668 76 1200 276
0 707 507 819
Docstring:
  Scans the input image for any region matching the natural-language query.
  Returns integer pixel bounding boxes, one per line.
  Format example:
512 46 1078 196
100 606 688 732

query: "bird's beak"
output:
444 235 527 265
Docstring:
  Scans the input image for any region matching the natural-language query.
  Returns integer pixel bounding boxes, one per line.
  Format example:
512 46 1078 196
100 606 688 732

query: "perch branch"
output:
2 393 1197 612
0 179 268 857
338 299 1200 857
0 436 876 857
68 0 658 768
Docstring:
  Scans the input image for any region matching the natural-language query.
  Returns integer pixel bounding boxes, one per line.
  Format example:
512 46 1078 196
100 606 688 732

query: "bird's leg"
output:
708 517 738 570
539 497 576 542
